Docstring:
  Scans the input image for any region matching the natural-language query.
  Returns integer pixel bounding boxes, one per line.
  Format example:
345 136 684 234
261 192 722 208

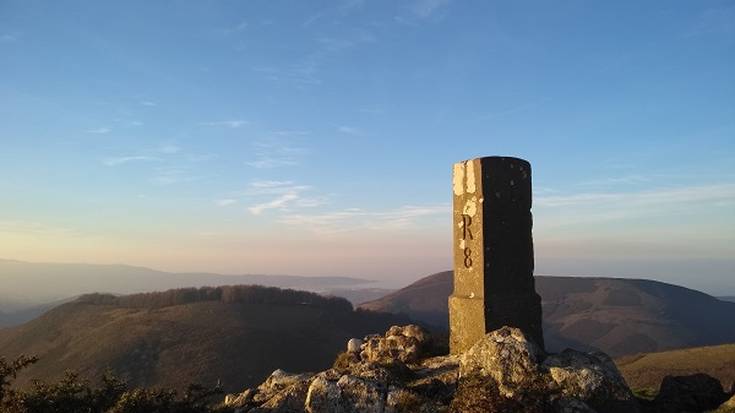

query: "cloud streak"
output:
103 156 161 166
245 180 325 215
199 120 249 128
411 0 451 18
536 183 735 209
279 204 448 234
337 126 362 135
246 139 305 169
87 127 111 134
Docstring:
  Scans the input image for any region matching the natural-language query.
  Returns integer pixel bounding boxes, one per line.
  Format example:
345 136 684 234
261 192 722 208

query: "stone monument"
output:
449 156 544 354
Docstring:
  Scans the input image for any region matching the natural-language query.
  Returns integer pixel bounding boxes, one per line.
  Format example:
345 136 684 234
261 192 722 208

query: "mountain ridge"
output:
360 270 735 356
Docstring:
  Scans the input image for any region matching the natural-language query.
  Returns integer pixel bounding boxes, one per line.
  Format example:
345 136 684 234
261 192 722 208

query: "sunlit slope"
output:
616 344 735 391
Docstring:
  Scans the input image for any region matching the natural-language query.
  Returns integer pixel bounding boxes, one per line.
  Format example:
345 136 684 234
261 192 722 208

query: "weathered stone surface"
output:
360 324 431 364
449 156 544 354
653 373 729 412
250 379 311 413
304 373 341 413
253 369 314 404
225 325 642 413
224 388 254 408
337 374 386 413
347 338 363 353
459 326 543 398
543 349 637 413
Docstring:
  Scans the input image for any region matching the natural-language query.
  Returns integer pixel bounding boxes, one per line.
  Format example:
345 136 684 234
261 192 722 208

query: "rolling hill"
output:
360 271 735 356
0 285 405 393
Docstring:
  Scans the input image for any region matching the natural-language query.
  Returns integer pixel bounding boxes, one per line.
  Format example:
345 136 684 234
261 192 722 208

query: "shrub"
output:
0 355 230 413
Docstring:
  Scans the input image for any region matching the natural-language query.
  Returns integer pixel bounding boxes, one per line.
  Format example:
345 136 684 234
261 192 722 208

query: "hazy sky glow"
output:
1 1 734 292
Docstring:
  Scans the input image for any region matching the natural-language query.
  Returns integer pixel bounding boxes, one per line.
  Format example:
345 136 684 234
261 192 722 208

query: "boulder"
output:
654 373 728 412
347 338 363 353
305 373 342 413
360 324 431 364
543 349 638 413
459 326 544 398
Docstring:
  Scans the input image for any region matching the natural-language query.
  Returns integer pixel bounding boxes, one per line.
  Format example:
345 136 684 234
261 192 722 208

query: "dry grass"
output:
616 344 735 393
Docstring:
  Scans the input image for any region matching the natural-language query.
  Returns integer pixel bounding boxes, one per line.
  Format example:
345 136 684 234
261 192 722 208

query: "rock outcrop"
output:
223 324 641 413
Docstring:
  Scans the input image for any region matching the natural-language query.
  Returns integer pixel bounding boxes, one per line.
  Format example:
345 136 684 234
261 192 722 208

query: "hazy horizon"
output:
2 1 733 294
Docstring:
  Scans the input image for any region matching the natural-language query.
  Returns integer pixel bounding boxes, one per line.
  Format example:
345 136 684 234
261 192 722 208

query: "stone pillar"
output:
448 156 544 354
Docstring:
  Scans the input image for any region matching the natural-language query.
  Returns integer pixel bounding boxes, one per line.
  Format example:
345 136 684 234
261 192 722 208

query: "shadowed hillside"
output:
360 271 735 356
616 344 735 392
0 285 406 393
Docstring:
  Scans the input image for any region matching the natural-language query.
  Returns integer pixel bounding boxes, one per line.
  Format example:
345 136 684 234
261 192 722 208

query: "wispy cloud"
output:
536 184 735 209
272 130 311 137
157 143 181 154
0 220 75 236
411 0 451 18
303 0 365 27
252 27 375 88
245 180 325 215
279 204 448 234
199 120 249 128
534 183 735 231
246 157 299 169
87 127 111 134
337 126 362 135
150 166 192 186
221 20 249 34
247 180 308 193
0 33 18 43
685 6 735 39
246 139 305 169
215 199 238 207
102 155 161 166
140 101 157 107
575 175 652 187
249 193 301 215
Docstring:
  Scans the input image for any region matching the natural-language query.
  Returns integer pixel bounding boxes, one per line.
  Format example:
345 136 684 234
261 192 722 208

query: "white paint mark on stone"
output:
453 163 465 196
463 196 477 217
466 160 476 193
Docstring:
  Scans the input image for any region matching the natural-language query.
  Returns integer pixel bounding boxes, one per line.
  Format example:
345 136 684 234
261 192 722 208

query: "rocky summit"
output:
223 324 639 413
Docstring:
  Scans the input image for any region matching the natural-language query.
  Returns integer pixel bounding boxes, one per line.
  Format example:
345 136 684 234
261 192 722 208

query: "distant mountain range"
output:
0 258 372 313
360 271 735 357
0 285 406 393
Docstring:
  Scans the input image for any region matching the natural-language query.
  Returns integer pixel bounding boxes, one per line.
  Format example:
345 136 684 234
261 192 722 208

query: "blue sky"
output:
1 0 734 292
